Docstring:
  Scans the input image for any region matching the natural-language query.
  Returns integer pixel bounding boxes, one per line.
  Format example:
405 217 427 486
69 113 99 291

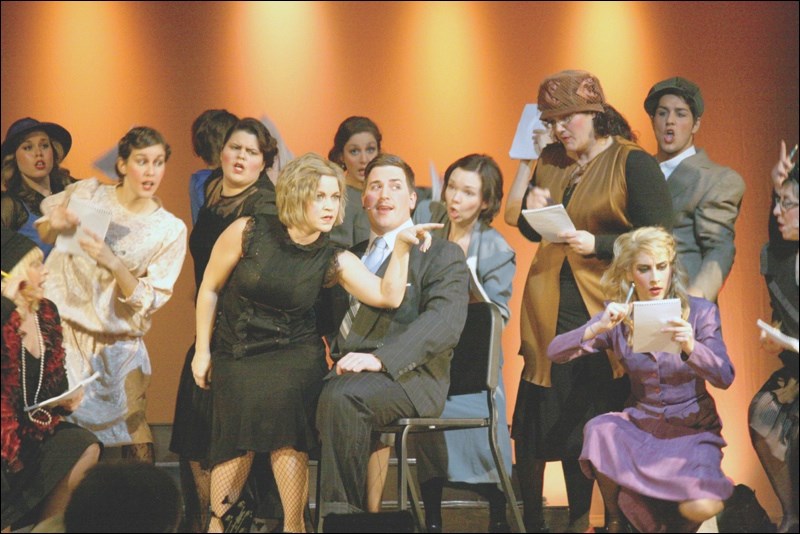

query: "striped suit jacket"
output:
329 236 469 417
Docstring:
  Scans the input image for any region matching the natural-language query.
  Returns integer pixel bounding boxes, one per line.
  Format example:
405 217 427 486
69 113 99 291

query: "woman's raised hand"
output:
771 140 796 191
599 301 631 331
49 204 80 233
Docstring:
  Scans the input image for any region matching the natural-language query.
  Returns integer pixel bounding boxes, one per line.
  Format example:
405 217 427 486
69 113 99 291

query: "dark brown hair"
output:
328 116 382 166
443 154 503 224
593 103 637 142
191 109 238 167
221 118 278 172
115 126 171 179
364 153 415 190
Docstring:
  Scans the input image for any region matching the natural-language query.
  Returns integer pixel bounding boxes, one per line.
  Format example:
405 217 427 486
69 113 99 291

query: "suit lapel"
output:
667 149 709 199
345 251 392 347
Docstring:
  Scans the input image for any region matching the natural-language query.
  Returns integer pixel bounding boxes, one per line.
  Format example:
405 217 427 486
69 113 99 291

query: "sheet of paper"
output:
757 319 800 353
632 298 681 354
55 196 112 259
429 160 443 202
465 257 490 303
520 204 576 243
509 103 546 159
24 372 100 412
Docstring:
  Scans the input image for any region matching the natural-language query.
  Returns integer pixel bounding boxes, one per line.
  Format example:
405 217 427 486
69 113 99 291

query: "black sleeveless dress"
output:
169 175 276 461
209 214 340 465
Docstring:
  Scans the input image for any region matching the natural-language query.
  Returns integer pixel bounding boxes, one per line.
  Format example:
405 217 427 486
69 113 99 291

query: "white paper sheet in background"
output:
509 103 546 159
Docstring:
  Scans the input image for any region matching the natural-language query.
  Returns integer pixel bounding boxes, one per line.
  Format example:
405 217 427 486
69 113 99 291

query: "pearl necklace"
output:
20 311 52 426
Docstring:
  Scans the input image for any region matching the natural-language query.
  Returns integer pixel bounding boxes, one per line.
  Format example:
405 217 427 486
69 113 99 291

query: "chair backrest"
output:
447 301 503 396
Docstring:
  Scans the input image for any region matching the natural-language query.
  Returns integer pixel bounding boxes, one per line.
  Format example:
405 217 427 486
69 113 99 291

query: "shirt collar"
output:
369 218 414 254
659 145 696 179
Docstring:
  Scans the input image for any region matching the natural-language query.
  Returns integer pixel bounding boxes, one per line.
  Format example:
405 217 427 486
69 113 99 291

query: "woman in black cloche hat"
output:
0 118 75 257
1 227 101 531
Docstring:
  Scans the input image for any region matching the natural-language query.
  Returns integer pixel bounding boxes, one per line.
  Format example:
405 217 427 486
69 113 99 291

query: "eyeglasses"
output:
542 114 576 129
775 198 799 211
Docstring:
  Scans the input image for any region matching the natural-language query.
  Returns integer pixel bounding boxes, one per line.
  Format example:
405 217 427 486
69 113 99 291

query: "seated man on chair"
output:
316 153 469 518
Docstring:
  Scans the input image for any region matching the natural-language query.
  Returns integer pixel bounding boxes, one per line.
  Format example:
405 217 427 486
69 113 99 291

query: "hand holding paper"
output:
632 299 681 354
509 104 547 160
24 372 100 412
55 196 112 260
521 204 576 243
559 230 596 255
662 316 695 355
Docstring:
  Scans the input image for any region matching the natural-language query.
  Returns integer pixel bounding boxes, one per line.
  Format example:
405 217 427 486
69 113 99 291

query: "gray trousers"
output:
316 372 416 516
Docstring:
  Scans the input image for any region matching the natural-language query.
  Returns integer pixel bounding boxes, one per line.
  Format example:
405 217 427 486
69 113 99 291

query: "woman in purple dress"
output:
547 226 734 533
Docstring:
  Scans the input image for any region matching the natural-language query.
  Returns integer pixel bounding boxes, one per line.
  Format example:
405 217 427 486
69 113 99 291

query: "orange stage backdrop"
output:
3 0 798 521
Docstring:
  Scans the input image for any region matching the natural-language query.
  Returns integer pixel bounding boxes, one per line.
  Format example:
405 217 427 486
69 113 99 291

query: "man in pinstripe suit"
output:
316 154 469 517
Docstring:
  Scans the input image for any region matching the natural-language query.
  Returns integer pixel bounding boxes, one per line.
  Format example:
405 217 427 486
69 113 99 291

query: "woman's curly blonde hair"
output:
600 226 690 344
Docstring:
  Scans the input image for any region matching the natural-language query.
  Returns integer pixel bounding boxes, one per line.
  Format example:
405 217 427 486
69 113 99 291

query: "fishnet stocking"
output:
208 452 254 533
186 459 211 532
120 443 155 464
270 447 308 533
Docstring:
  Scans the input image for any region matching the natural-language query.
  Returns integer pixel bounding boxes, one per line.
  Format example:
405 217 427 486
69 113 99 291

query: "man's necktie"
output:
338 236 387 341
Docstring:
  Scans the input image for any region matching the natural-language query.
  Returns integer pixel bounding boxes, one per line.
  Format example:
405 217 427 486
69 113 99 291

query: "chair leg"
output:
405 461 425 530
314 457 322 532
397 428 426 532
489 424 525 533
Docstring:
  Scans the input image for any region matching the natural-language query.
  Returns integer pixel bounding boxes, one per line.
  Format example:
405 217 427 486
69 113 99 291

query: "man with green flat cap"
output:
644 76 745 302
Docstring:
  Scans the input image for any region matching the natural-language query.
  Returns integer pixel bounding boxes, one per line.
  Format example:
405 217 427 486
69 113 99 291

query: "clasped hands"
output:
335 352 383 375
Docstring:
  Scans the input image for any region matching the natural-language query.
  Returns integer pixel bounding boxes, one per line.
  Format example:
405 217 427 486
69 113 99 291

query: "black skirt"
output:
2 421 100 529
169 343 214 463
511 262 630 459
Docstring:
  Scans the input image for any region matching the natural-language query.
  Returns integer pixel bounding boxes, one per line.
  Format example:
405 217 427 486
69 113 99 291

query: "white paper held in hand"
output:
55 196 113 259
757 319 799 353
24 372 100 412
632 298 681 354
520 204 576 243
509 104 546 160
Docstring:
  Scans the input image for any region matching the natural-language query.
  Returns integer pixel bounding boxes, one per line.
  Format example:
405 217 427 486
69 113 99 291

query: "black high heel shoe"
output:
488 519 512 532
524 517 550 533
425 519 443 533
596 518 631 533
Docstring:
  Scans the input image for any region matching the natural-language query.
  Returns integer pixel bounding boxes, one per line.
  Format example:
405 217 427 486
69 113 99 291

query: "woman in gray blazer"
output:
412 154 516 533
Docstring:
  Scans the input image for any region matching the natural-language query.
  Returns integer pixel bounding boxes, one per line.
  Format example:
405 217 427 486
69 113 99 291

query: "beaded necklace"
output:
20 310 52 426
